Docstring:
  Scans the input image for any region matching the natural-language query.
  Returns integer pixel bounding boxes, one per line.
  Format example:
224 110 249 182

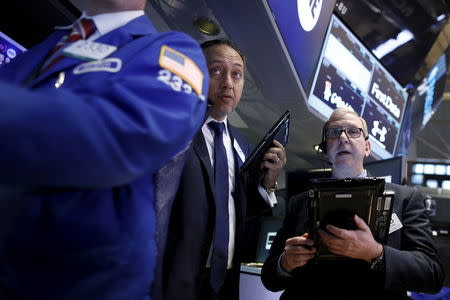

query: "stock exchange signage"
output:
264 0 337 93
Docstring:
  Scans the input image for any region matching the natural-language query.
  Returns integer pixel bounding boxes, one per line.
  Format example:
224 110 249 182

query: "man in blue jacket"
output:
0 0 208 299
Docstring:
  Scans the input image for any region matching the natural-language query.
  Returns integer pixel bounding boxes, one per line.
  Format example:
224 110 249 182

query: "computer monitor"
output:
255 216 283 263
410 52 448 132
426 196 450 225
307 15 408 160
0 31 26 66
364 156 405 185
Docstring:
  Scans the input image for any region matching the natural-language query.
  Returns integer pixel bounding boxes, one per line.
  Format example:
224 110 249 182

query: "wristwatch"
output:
265 181 278 193
369 247 384 270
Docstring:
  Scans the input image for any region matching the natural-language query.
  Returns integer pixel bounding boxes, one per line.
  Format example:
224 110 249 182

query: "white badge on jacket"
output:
389 213 403 234
63 40 117 61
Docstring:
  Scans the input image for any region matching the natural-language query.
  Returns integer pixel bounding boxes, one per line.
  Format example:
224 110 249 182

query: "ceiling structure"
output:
2 0 450 174
336 0 450 86
148 0 450 171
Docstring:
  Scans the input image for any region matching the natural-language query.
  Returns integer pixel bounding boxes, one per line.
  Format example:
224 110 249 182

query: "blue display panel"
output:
264 0 337 93
411 53 447 131
0 31 26 66
362 101 398 156
307 15 408 159
311 61 366 114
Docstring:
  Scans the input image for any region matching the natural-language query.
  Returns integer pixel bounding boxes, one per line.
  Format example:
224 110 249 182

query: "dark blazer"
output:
163 122 271 300
261 182 445 300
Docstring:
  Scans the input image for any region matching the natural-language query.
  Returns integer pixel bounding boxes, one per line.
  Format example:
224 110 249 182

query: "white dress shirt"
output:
202 116 277 268
56 10 145 41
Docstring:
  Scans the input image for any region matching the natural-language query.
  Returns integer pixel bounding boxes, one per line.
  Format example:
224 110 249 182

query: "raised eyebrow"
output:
206 59 224 67
207 61 221 67
207 59 244 69
233 62 244 69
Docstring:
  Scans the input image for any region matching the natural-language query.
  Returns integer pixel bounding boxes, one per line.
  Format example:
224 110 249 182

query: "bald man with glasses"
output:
261 108 444 299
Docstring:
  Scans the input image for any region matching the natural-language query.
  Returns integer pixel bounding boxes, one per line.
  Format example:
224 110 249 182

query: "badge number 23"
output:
157 69 193 94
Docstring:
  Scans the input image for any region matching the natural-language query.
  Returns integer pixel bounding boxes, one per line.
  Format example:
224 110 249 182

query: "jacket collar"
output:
27 15 156 87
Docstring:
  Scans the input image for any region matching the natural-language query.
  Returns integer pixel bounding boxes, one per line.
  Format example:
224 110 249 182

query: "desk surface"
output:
240 264 262 275
239 264 282 300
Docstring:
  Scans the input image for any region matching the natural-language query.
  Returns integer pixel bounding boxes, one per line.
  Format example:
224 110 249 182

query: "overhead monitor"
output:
263 0 337 94
307 15 408 160
0 31 26 67
408 160 450 189
410 52 447 132
428 196 450 225
364 156 405 185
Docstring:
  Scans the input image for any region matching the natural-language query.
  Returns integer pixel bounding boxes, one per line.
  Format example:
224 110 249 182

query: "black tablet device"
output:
307 177 394 259
240 110 290 186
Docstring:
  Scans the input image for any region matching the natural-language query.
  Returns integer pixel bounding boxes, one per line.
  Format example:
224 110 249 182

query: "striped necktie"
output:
40 18 97 74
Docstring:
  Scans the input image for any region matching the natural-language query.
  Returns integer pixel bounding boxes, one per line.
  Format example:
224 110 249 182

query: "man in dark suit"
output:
0 0 209 299
163 38 286 300
261 108 445 299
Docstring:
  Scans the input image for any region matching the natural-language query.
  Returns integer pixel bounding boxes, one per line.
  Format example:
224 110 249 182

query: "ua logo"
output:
297 0 323 32
371 120 388 142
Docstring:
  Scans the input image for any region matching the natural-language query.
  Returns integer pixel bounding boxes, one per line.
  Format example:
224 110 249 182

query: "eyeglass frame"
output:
324 127 368 140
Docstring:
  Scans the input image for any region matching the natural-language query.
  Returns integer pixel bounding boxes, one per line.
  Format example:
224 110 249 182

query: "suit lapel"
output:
193 131 215 196
15 31 67 86
194 122 248 224
227 124 247 229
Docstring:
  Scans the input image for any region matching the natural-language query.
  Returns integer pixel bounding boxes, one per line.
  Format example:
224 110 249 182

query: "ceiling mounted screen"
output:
307 15 408 160
263 0 336 95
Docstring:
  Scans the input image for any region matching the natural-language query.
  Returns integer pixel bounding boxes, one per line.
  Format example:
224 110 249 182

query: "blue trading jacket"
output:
0 15 208 300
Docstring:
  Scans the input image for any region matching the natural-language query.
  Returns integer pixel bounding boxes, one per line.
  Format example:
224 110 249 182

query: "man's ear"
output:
364 140 371 158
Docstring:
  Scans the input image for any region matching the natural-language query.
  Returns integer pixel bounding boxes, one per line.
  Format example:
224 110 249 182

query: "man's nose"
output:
222 72 233 89
338 130 350 142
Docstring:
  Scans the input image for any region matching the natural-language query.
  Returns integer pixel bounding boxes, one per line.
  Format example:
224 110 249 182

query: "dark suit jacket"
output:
261 182 445 300
163 122 271 300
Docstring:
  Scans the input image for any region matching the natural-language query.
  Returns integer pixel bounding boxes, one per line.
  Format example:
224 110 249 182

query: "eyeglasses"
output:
325 127 364 139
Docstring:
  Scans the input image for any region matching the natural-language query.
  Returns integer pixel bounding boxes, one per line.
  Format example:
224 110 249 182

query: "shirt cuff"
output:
258 184 277 207
277 253 292 277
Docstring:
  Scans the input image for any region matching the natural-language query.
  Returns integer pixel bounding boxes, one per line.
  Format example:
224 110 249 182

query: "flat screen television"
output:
307 15 408 160
0 31 26 67
410 52 447 132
